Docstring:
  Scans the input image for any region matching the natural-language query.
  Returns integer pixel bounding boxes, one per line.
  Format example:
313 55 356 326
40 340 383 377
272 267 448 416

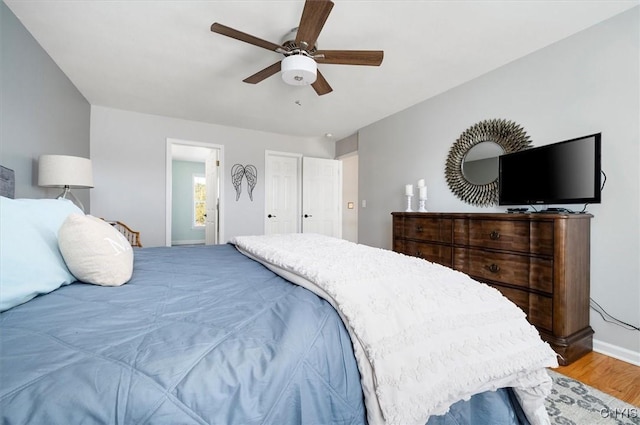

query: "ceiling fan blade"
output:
295 0 334 49
311 70 333 96
211 23 283 52
315 50 384 66
243 61 282 84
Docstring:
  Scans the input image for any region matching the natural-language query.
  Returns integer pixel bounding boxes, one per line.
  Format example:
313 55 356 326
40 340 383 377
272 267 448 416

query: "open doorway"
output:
166 138 224 247
339 153 358 243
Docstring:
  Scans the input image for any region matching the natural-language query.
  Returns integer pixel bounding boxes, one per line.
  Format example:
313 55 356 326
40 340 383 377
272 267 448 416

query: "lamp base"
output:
57 186 85 213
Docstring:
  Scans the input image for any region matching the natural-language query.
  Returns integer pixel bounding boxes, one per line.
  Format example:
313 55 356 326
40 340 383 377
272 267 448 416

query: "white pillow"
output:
58 214 134 286
0 197 82 312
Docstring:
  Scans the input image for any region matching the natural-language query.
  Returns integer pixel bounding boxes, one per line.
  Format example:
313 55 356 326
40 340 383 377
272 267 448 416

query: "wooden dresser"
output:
391 212 593 365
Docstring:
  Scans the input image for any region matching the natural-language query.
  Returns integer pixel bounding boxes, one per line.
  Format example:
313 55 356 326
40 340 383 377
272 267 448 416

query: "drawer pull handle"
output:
489 230 500 240
485 264 500 273
416 226 424 232
415 251 423 258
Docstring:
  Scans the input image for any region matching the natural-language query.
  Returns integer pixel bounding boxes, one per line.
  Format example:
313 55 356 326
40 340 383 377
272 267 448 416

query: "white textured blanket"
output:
232 233 558 425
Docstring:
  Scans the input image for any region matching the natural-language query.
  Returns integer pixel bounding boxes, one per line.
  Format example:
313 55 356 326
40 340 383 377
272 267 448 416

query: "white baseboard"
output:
171 239 205 246
593 339 640 366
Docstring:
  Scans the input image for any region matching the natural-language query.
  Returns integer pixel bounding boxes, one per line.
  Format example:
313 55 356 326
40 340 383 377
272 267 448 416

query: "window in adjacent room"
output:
193 174 206 227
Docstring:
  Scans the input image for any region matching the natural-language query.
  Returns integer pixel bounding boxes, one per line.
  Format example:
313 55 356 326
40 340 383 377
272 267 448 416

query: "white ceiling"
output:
5 0 638 141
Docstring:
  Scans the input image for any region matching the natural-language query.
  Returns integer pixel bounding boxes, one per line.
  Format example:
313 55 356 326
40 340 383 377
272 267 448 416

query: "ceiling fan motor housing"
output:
281 55 317 85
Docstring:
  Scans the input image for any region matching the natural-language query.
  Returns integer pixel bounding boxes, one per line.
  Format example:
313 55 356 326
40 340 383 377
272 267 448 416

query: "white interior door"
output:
264 152 301 234
205 150 219 244
302 157 342 238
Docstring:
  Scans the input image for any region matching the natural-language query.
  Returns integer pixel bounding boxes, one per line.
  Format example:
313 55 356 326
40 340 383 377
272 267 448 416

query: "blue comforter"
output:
0 244 527 424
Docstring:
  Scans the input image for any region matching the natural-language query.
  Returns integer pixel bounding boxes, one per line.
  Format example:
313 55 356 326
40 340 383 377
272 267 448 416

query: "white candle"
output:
419 186 427 200
405 184 413 196
417 179 425 188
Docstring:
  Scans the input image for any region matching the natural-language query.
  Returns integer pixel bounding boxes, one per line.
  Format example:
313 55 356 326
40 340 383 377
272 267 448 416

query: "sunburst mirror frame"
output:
445 119 532 207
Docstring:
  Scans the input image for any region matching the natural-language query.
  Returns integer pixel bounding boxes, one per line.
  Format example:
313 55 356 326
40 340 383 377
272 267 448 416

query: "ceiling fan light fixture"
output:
281 55 317 86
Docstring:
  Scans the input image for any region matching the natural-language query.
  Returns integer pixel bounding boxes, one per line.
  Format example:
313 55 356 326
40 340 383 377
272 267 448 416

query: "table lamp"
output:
38 154 93 212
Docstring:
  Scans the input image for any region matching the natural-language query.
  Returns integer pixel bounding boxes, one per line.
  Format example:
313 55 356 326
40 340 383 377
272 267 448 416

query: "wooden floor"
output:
553 351 640 406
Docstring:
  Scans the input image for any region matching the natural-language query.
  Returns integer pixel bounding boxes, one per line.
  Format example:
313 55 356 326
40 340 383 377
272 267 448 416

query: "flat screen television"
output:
498 133 601 206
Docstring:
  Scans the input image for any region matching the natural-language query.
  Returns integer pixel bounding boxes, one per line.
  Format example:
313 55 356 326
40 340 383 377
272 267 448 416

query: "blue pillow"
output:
0 197 83 312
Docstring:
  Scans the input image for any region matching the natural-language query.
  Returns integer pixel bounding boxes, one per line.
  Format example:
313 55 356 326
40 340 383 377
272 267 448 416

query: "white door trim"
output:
166 138 225 247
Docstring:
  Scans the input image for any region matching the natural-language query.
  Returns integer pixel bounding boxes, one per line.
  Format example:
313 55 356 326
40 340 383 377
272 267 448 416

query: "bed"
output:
0 166 557 425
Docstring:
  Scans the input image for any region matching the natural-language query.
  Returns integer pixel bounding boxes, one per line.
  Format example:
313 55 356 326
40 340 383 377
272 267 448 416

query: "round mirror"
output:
445 119 532 207
462 141 504 185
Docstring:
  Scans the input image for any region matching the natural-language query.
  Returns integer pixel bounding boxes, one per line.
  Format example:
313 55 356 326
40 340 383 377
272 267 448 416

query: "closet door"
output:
302 157 342 238
264 151 301 234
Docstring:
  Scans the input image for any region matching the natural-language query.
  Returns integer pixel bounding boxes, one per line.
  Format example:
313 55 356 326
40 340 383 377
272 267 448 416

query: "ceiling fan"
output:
210 0 383 96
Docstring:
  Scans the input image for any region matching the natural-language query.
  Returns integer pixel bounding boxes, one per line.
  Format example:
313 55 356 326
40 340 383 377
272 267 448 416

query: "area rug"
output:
546 369 639 425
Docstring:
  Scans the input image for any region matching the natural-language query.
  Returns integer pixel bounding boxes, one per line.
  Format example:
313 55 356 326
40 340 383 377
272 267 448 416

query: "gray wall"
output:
90 106 334 247
358 8 639 360
0 2 90 207
336 133 358 158
171 160 205 245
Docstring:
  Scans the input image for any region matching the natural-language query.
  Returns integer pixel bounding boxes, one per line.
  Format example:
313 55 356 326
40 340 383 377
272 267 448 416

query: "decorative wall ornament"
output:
231 164 258 201
231 164 245 201
244 165 257 201
445 119 532 207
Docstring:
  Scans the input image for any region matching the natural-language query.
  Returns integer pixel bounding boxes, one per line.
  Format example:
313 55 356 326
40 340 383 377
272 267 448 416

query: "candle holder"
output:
418 198 428 212
405 195 413 212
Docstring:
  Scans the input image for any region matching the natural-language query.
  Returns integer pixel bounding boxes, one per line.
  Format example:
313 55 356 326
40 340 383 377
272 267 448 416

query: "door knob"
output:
267 214 276 218
304 214 313 218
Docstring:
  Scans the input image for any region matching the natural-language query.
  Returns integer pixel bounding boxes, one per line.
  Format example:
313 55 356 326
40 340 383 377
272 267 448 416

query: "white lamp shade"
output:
38 155 94 188
281 55 317 86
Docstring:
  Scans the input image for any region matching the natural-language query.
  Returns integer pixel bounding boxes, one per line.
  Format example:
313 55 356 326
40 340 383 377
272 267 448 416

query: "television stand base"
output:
534 207 575 214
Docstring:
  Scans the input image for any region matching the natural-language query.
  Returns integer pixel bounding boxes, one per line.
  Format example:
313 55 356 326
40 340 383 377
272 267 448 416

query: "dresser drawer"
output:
489 285 552 331
392 238 405 254
454 248 554 291
403 240 452 267
530 221 554 256
530 257 553 294
529 293 553 331
402 217 452 243
454 248 530 288
490 284 529 315
454 219 530 253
